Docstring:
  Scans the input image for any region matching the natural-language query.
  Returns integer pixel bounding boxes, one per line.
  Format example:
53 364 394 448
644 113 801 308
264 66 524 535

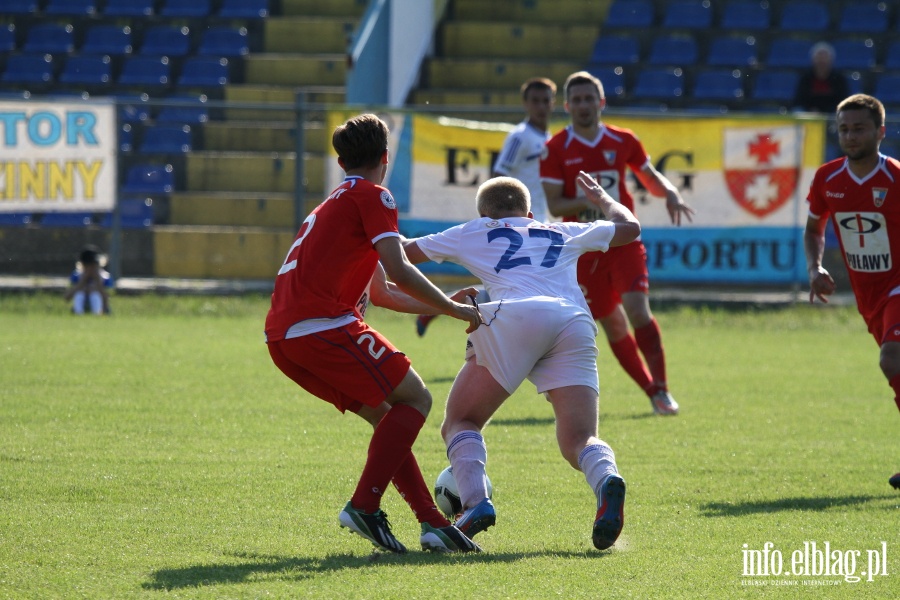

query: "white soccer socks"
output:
578 442 619 501
446 430 489 510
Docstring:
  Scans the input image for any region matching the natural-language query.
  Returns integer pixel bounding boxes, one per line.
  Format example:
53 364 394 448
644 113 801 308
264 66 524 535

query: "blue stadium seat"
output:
1 54 55 84
778 1 829 32
586 66 626 99
118 56 170 87
140 26 191 57
0 213 33 226
218 0 270 18
4 0 39 15
122 163 174 195
648 35 698 66
197 27 250 58
720 1 770 30
140 124 192 154
692 69 745 102
831 39 876 71
115 94 151 123
103 0 154 17
41 212 94 227
632 68 684 100
0 25 17 53
765 38 813 69
119 123 133 152
161 0 213 17
81 25 133 56
156 95 209 124
886 42 900 70
751 70 799 104
874 73 900 106
661 0 712 29
604 0 654 28
706 36 757 67
177 56 229 87
838 3 888 34
23 23 75 55
99 198 154 228
59 54 112 85
44 0 98 15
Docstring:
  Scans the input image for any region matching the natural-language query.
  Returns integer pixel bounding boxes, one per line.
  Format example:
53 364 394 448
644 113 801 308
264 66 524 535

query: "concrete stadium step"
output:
425 58 583 90
408 89 530 112
264 17 357 54
441 21 596 60
203 120 328 153
184 152 325 194
223 85 344 120
152 225 295 279
451 0 610 24
281 0 368 18
244 54 347 87
168 191 306 228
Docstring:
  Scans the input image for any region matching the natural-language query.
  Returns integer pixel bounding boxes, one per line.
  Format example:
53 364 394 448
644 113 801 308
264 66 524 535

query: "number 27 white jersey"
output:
413 216 616 310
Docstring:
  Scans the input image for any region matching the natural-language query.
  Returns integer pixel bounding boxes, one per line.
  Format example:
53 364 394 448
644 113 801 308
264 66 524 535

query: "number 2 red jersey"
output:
540 123 650 220
265 176 400 342
807 154 900 319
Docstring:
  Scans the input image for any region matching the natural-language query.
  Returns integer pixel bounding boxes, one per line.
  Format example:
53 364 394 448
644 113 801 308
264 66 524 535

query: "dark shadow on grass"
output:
489 417 555 427
701 494 894 517
142 549 605 590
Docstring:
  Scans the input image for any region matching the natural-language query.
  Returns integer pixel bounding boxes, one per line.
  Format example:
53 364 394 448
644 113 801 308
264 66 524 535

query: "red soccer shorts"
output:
867 293 900 346
267 320 411 413
577 240 650 320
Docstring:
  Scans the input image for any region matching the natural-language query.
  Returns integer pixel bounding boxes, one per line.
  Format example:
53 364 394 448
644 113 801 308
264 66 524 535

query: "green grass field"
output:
1 294 897 599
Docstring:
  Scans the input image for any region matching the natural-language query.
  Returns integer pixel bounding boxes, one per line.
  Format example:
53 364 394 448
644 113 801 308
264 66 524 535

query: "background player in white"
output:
404 173 641 550
805 94 900 490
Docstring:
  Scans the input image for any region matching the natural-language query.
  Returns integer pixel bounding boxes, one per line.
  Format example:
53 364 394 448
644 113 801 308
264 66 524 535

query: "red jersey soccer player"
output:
265 114 484 552
541 71 695 416
805 94 900 490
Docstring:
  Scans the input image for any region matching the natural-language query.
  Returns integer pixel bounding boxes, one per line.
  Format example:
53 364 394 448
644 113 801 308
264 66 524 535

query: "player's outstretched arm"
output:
576 171 641 247
370 263 478 315
635 163 695 226
804 215 835 303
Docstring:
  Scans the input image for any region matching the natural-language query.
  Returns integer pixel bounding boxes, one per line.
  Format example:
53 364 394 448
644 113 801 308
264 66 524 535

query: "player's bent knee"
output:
879 342 900 378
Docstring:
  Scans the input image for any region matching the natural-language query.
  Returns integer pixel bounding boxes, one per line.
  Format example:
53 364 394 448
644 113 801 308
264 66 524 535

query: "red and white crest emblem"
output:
723 127 803 218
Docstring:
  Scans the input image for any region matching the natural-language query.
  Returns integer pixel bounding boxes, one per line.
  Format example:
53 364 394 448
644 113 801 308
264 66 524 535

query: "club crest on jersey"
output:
603 150 616 164
873 187 887 208
486 220 502 228
380 190 397 209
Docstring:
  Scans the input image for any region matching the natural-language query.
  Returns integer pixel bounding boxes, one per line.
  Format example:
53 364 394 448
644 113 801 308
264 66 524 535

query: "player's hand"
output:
808 267 835 303
448 287 479 304
447 300 483 334
665 190 695 226
576 171 606 204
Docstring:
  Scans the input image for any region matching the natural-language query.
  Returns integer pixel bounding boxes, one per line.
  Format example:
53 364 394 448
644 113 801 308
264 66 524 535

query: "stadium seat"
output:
44 0 98 15
778 1 829 32
156 95 209 124
115 94 151 123
23 23 75 55
140 124 192 154
218 0 270 18
632 68 684 100
160 0 213 17
661 0 712 30
121 163 174 195
603 0 654 28
81 25 133 56
59 54 112 85
874 73 900 106
197 27 250 58
103 0 154 17
647 35 698 67
837 3 888 34
99 198 154 228
0 213 33 226
765 38 813 69
140 26 191 57
119 123 133 152
720 0 770 30
177 56 229 87
41 212 94 227
118 56 170 87
831 39 876 71
586 66 626 99
751 70 799 104
692 69 745 102
4 0 39 15
886 42 900 70
1 54 55 84
0 25 16 53
706 36 757 67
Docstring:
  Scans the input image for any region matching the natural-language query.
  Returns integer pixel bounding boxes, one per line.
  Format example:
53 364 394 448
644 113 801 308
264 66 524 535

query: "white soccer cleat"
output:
650 390 679 415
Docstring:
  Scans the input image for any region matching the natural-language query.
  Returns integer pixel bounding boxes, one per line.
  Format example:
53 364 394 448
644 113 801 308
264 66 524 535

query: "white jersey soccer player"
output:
494 120 553 223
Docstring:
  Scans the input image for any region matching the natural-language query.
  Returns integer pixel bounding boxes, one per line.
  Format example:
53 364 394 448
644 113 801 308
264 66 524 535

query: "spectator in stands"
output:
64 245 112 315
793 41 850 113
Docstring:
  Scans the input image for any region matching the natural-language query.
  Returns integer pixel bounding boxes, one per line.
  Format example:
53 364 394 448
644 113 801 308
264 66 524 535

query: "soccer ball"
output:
433 465 493 518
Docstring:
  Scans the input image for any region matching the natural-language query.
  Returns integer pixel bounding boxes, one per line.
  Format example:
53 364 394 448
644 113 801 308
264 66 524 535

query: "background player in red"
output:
805 94 900 490
541 71 695 416
265 114 484 553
